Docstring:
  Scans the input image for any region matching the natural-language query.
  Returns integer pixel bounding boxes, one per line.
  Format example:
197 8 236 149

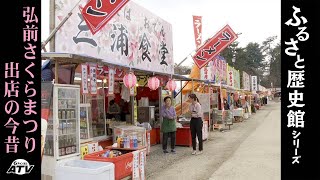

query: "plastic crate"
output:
84 148 134 180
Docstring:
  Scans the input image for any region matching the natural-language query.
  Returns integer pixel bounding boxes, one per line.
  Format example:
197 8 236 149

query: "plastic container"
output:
84 148 134 180
55 159 115 180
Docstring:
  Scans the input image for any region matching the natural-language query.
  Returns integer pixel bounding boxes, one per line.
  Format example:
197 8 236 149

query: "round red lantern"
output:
123 72 137 88
148 76 160 90
166 79 177 91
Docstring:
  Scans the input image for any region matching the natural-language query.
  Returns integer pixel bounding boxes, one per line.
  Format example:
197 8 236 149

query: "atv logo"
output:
7 159 34 175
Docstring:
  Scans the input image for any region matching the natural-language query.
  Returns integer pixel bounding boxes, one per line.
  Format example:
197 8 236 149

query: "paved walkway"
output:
209 102 280 180
146 101 280 180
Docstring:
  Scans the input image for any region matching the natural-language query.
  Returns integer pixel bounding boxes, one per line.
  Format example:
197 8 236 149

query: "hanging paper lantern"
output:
148 76 160 90
123 72 137 88
166 79 177 91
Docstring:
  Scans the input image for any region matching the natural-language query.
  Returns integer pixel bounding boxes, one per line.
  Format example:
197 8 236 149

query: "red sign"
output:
96 65 125 79
192 24 238 69
81 0 130 35
193 15 202 48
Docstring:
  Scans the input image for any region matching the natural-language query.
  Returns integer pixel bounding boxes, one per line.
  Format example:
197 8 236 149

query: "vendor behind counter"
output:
107 100 121 120
107 99 130 121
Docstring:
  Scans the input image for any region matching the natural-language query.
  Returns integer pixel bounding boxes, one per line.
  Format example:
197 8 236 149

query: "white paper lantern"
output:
148 76 160 90
123 72 137 88
166 79 177 91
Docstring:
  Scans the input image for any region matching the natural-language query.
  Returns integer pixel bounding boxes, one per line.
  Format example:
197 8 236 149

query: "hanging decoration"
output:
148 76 160 90
123 72 137 88
166 79 177 91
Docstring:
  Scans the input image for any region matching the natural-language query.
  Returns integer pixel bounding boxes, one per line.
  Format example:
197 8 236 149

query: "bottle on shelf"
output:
44 141 48 155
71 137 76 153
120 138 124 148
65 136 70 155
59 122 63 135
133 135 138 148
130 136 133 148
125 137 130 148
58 110 62 119
61 136 66 156
117 136 121 148
49 139 53 156
59 138 62 156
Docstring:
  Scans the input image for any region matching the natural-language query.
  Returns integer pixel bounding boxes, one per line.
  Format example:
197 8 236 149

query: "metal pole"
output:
192 79 194 93
49 0 56 52
43 0 82 50
208 83 211 135
55 60 59 84
180 80 183 115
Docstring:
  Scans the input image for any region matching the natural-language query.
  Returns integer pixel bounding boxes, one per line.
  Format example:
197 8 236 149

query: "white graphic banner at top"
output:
55 0 174 74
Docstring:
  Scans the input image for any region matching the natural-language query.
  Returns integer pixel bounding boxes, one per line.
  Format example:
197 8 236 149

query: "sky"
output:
41 0 280 66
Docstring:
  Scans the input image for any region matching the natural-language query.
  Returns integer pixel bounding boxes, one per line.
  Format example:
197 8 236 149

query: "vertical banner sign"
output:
193 15 202 49
0 1 41 178
81 64 89 94
41 82 53 161
228 66 234 87
233 69 240 89
139 150 145 180
211 59 217 82
132 151 140 179
192 24 238 69
81 0 130 35
221 60 227 84
216 59 221 84
89 65 97 95
147 132 151 154
200 62 212 81
219 85 224 111
282 1 318 179
242 71 250 91
108 67 115 94
242 71 245 90
251 76 257 91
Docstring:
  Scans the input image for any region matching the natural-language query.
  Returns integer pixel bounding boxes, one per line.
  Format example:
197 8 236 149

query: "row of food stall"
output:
40 0 270 179
41 57 269 180
41 55 269 180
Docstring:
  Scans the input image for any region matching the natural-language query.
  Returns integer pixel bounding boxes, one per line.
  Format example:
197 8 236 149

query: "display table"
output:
85 146 146 180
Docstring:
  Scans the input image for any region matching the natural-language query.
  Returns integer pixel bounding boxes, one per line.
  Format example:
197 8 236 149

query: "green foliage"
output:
220 36 280 88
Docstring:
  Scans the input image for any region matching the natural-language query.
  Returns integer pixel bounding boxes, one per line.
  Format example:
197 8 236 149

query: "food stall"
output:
174 80 215 146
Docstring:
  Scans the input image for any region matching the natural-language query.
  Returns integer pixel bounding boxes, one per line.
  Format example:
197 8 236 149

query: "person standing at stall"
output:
188 94 203 155
160 96 177 154
107 100 121 120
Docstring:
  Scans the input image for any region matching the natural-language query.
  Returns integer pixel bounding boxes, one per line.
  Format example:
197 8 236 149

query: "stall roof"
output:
42 52 207 82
